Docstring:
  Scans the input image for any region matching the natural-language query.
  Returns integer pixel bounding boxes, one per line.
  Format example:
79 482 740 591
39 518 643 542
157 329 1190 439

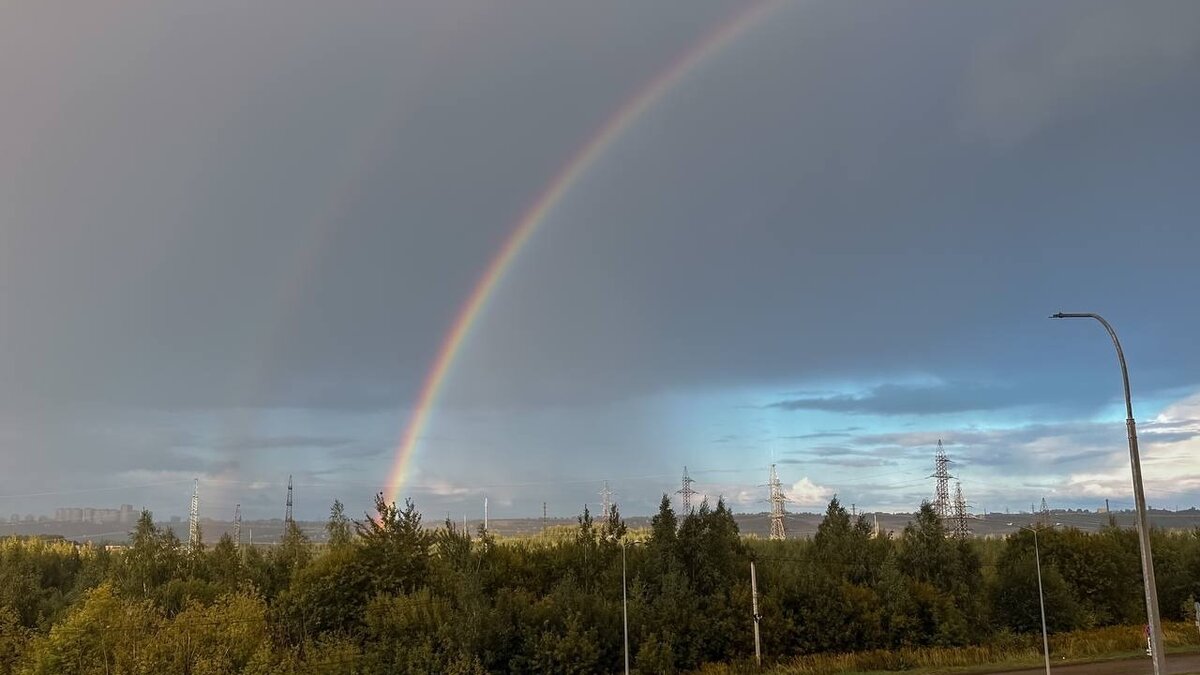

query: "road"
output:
987 653 1200 675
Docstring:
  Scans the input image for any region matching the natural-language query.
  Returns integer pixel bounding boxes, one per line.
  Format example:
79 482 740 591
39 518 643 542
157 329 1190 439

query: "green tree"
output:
356 493 433 596
326 499 353 549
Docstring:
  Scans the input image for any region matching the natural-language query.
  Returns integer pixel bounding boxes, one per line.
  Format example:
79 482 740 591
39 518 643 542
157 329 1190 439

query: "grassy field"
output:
694 621 1200 674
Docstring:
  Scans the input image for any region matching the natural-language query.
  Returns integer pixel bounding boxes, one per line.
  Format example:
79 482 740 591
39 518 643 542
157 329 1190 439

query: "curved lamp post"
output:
1051 312 1164 674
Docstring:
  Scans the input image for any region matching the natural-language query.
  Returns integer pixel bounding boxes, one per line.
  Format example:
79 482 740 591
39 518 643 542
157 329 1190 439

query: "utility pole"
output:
750 561 762 667
676 466 696 514
542 502 547 536
1052 312 1165 674
484 496 488 533
284 475 294 525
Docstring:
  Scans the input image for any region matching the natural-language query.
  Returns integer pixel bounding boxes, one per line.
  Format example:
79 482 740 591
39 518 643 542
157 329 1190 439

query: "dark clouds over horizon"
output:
1 1 1198 520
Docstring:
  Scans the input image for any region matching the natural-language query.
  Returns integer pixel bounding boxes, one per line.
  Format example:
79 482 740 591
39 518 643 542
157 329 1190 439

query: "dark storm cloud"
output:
1 0 1199 517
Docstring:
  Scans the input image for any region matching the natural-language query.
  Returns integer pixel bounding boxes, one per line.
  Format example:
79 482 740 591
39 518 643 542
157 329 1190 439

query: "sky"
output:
1 1 1199 522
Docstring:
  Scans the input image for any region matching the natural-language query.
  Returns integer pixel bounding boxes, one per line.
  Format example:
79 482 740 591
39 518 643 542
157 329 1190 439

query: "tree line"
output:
0 493 1195 673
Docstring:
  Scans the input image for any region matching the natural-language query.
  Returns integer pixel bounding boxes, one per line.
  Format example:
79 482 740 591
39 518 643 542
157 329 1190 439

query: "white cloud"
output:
790 477 832 507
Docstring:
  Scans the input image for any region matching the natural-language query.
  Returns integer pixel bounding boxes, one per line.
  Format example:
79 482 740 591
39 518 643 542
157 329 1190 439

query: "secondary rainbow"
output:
385 1 781 503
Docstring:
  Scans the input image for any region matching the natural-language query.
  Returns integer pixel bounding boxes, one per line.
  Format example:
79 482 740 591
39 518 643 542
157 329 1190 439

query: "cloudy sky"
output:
2 1 1199 522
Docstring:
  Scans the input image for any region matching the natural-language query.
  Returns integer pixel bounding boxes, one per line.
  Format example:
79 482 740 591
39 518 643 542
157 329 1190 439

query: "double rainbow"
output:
384 1 780 505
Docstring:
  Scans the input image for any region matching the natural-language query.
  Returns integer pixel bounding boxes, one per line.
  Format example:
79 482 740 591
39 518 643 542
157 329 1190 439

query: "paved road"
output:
987 653 1200 675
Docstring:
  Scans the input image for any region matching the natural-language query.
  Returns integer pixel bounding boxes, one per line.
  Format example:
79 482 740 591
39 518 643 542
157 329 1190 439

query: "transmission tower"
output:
1039 497 1049 527
284 475 294 524
952 481 970 539
931 439 953 519
676 466 696 514
233 504 242 550
187 479 200 551
600 481 614 517
767 464 787 540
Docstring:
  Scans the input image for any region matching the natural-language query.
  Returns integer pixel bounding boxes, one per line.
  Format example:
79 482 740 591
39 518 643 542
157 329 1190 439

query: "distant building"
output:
53 504 139 525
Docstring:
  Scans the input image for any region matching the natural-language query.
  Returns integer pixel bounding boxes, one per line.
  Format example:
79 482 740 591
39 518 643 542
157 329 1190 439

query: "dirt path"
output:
985 652 1200 675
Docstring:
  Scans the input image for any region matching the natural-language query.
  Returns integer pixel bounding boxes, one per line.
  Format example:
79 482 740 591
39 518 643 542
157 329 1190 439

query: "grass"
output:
694 622 1200 674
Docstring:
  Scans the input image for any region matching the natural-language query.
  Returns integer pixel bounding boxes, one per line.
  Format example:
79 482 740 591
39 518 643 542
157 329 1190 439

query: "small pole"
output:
1033 529 1050 675
751 561 762 667
622 543 630 675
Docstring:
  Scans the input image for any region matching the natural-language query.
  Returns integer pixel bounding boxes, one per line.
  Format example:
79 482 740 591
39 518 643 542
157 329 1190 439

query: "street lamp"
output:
1051 312 1164 674
1009 522 1061 675
609 536 643 675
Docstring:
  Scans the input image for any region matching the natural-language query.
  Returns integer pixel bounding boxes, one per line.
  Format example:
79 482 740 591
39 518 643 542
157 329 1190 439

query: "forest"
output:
0 494 1196 674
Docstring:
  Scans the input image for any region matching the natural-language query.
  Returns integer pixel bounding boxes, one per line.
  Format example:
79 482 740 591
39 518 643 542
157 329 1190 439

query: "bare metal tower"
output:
1039 497 1049 527
768 464 787 540
952 481 970 539
600 481 613 517
932 439 953 519
188 479 200 551
284 475 294 524
676 466 696 514
233 504 242 549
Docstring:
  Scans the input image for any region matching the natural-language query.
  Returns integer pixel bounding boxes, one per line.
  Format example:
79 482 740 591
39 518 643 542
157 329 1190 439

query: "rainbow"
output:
385 1 781 504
